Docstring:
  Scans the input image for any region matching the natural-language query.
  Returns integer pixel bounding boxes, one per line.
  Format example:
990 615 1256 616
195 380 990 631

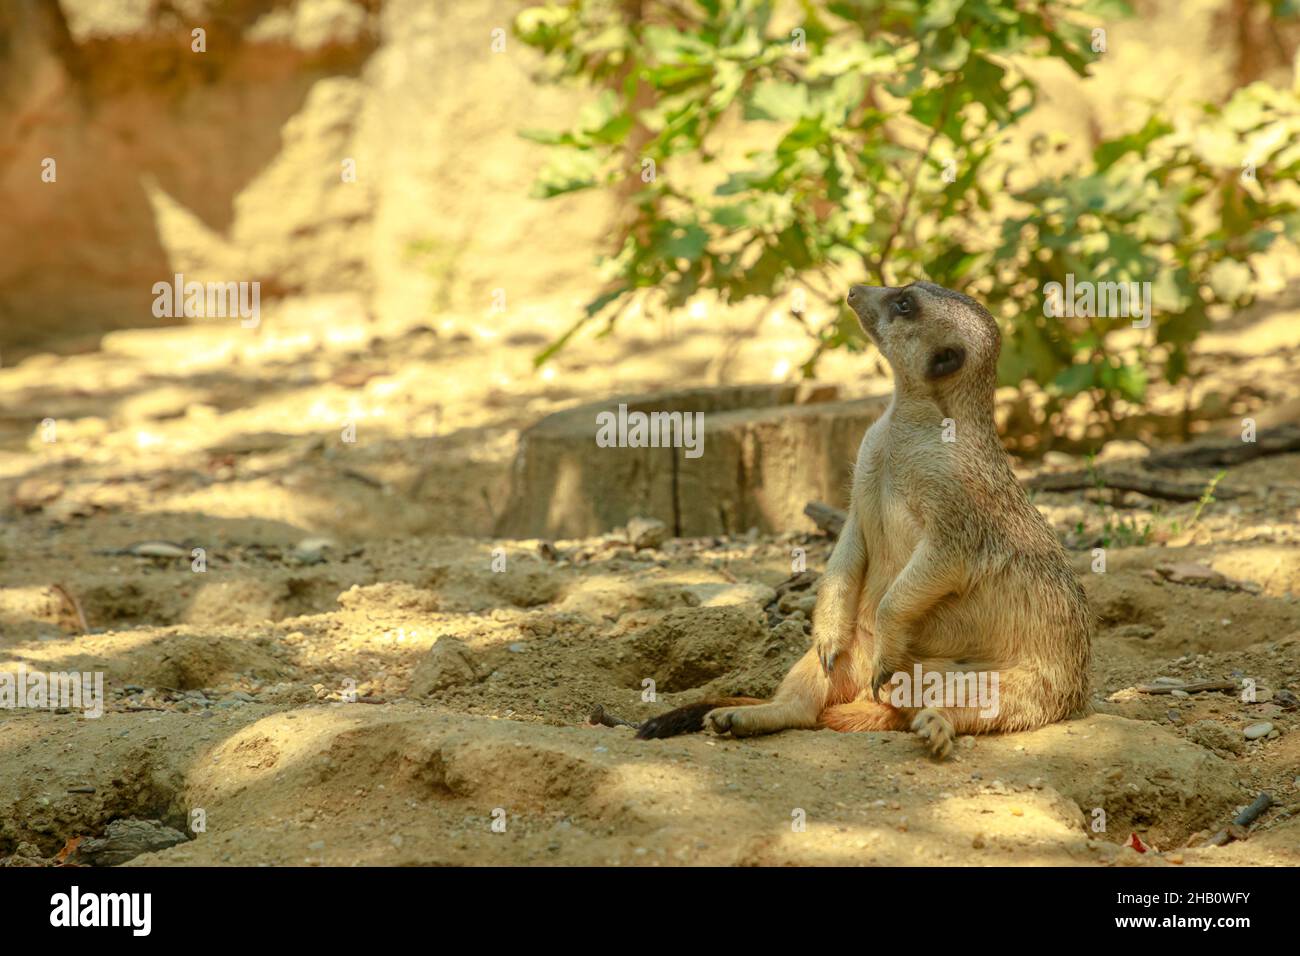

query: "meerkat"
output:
636 281 1091 757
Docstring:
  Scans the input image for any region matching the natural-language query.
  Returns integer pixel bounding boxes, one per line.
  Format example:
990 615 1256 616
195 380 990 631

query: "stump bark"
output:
494 384 889 539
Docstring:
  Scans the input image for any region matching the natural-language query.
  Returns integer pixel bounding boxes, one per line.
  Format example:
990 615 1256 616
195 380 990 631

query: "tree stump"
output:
494 384 888 539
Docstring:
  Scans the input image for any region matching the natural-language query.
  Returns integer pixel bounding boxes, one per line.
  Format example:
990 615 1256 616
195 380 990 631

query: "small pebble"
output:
1243 721 1273 740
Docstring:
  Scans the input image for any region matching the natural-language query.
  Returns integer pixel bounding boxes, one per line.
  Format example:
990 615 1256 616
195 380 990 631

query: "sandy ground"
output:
1 298 1298 867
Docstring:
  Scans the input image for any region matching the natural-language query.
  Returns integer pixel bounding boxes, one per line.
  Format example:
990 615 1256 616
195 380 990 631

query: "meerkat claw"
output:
820 649 837 675
869 664 894 701
911 708 955 760
705 708 733 734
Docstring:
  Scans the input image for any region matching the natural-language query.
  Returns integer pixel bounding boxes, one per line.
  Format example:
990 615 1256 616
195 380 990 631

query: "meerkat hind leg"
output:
707 645 852 737
706 699 816 737
900 662 1054 759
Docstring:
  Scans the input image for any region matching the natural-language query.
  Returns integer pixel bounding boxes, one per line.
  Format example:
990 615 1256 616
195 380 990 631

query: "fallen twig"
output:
50 583 89 635
808 428 1298 523
1025 471 1241 501
339 467 384 489
1135 679 1239 695
589 704 641 730
1153 562 1261 592
804 501 846 537
1146 423 1300 470
1204 791 1273 847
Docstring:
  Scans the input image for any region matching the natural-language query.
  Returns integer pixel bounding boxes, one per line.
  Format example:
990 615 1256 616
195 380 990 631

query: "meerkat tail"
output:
818 700 910 732
635 697 764 739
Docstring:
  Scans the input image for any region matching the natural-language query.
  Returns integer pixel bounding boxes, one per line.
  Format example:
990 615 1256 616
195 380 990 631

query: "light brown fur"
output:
702 282 1091 758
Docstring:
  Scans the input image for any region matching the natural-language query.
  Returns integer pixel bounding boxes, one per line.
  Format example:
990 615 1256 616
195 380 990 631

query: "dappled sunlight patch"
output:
187 707 370 801
927 791 1087 853
3 626 287 692
1210 544 1300 596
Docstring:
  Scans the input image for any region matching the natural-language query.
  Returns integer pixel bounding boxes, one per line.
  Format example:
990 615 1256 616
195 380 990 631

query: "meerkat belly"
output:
855 472 1028 664
908 588 1007 662
855 475 924 629
908 567 1038 665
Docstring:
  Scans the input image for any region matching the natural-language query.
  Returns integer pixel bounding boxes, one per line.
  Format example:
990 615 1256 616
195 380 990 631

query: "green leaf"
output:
1093 116 1174 171
530 148 603 197
654 222 709 262
1054 362 1098 395
917 0 967 31
712 198 778 228
1099 361 1147 401
518 128 568 145
744 80 811 121
923 32 971 72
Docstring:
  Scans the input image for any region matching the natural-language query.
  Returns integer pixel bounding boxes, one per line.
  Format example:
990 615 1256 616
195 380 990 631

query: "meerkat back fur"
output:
637 281 1091 758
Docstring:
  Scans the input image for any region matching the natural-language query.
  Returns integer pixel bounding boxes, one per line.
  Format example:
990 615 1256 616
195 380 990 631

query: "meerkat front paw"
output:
704 706 743 736
812 629 852 677
911 708 955 760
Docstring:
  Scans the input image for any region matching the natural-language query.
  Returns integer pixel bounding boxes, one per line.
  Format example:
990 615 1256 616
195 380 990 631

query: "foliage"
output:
515 0 1300 421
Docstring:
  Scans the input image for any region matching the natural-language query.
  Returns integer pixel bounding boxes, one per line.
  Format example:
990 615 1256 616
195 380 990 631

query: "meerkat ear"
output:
927 345 966 379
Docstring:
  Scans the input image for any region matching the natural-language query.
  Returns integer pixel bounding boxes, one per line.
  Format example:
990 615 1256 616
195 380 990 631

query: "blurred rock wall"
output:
0 0 610 356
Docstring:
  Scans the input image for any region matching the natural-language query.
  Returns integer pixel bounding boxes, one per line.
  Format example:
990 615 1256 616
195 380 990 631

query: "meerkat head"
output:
846 281 1000 401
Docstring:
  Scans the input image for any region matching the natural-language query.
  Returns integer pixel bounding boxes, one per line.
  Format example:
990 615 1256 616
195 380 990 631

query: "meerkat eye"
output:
891 294 914 317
